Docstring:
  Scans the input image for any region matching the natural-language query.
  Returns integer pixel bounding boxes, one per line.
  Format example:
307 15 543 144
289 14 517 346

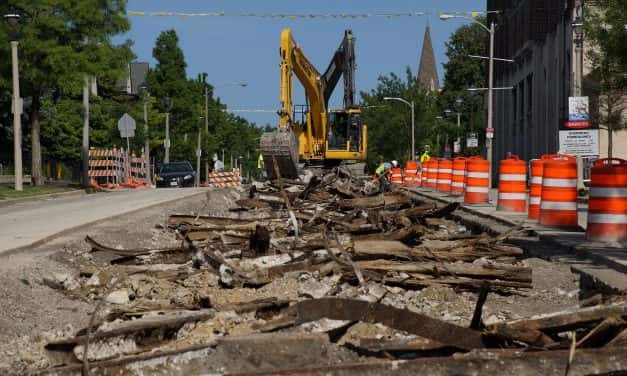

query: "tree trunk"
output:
30 94 44 186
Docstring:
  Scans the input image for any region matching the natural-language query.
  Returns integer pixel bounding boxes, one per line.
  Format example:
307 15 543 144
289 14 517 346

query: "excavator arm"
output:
321 30 356 109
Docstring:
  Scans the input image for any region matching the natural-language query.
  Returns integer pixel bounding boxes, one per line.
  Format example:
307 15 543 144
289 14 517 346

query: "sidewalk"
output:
405 186 627 292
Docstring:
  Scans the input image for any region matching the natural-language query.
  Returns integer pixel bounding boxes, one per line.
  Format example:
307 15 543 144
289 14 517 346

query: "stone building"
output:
417 25 440 92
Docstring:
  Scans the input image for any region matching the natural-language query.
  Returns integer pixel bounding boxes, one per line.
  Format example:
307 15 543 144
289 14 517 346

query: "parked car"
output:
156 162 195 188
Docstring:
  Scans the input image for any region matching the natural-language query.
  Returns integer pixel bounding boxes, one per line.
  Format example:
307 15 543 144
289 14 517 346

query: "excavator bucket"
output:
260 128 299 179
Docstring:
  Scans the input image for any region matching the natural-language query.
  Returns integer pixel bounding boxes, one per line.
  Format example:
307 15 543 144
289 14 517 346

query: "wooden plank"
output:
294 298 487 350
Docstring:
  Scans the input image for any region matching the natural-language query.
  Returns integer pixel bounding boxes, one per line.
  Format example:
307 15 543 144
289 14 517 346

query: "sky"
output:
123 0 485 126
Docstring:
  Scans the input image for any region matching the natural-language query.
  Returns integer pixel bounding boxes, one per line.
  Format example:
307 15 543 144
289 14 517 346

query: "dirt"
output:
0 186 588 375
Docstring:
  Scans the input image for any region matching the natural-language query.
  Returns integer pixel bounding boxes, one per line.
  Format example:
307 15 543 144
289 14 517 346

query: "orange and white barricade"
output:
464 157 490 204
208 169 242 188
403 160 419 186
436 159 452 193
420 160 430 187
497 154 527 213
586 158 627 242
390 167 403 185
539 154 578 227
427 158 439 189
528 157 546 219
451 157 467 195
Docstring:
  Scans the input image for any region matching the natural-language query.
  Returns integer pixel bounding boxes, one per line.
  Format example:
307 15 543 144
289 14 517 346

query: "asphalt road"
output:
0 188 207 254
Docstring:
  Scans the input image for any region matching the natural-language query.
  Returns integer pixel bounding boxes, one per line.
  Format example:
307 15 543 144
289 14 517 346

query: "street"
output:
0 188 206 254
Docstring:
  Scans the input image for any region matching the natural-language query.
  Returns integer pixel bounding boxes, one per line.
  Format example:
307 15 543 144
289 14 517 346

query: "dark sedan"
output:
156 162 195 188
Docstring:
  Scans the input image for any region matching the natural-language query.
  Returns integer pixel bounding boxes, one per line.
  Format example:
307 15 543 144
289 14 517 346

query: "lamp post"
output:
140 86 152 185
440 12 496 187
203 81 247 182
572 13 584 97
163 96 172 163
4 12 23 191
384 97 415 160
196 116 203 187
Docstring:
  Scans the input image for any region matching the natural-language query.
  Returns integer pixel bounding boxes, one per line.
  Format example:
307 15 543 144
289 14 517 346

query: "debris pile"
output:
36 170 627 374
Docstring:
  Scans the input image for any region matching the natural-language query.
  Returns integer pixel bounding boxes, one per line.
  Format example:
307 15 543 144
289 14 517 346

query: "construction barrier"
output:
403 160 419 187
426 158 439 189
528 157 545 219
497 154 527 213
586 158 627 242
464 157 490 204
451 157 467 196
420 160 429 187
208 169 241 188
436 159 452 193
539 154 578 227
390 167 403 185
89 148 150 189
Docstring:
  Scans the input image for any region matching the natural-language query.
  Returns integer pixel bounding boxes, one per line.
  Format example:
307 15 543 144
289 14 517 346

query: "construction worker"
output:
257 153 264 169
375 159 392 193
420 147 431 164
257 153 267 181
390 160 403 185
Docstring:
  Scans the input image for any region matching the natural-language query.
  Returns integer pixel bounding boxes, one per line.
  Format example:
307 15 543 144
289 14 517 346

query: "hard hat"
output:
391 160 398 167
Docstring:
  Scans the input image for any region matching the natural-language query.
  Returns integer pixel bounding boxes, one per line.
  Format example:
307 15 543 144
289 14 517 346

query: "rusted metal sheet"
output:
294 298 487 350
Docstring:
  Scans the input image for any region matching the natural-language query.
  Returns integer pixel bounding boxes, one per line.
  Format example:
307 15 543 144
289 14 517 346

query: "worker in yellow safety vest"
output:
420 148 431 164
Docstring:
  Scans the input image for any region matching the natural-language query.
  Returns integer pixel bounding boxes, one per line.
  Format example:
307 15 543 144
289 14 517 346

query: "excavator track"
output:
260 128 299 179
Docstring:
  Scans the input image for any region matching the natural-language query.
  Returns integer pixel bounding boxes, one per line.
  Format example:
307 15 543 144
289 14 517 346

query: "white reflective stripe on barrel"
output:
438 169 453 174
467 172 489 179
590 187 627 198
531 176 543 185
500 174 527 181
529 197 541 205
405 169 417 174
542 178 577 187
436 179 451 184
453 170 465 175
540 201 578 210
498 192 527 200
452 182 464 187
466 186 489 193
588 214 627 224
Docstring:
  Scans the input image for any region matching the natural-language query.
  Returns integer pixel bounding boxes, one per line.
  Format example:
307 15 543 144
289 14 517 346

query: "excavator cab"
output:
326 110 366 159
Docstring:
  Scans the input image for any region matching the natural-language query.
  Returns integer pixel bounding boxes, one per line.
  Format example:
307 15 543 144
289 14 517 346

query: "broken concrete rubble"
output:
20 169 626 375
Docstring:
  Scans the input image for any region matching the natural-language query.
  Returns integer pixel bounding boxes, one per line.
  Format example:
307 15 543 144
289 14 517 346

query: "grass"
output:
0 184 78 199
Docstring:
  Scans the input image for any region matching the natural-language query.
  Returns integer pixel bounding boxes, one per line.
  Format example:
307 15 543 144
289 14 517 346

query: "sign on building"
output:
466 132 478 148
558 129 599 156
568 96 589 121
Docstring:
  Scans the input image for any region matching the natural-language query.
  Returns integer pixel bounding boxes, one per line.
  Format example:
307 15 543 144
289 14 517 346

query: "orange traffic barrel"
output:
497 154 527 212
403 160 419 186
427 158 439 189
586 158 627 242
420 160 429 187
539 154 578 227
528 155 553 219
390 167 403 185
436 159 453 193
451 157 467 195
464 157 490 204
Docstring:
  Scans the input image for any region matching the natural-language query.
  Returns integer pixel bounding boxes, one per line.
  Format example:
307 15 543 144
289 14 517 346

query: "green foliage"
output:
438 19 487 155
360 68 438 167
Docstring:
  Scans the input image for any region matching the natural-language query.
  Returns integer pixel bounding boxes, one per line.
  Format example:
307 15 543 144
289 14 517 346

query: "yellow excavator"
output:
261 28 367 179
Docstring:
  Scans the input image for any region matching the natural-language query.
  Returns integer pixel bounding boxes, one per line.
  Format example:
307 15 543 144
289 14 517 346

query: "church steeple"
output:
417 25 440 92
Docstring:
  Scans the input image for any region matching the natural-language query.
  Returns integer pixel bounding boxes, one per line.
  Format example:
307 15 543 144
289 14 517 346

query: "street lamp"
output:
440 12 496 187
140 85 152 184
572 14 584 96
384 97 415 160
4 11 23 191
163 96 172 163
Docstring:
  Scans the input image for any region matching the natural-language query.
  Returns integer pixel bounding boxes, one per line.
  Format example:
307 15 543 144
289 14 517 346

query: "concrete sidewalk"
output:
0 188 208 255
405 186 627 291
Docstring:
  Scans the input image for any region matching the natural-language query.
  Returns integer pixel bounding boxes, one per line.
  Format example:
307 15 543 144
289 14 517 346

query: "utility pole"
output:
82 77 90 188
141 87 151 184
196 117 203 187
204 85 209 182
486 21 495 188
5 12 23 191
164 96 172 163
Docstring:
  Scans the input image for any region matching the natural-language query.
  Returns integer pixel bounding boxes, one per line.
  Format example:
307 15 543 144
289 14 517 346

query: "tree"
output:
584 0 627 158
438 19 487 155
360 69 438 167
0 0 132 185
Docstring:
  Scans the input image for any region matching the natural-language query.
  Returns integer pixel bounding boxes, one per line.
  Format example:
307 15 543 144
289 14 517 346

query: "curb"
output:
0 190 208 257
0 189 85 208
